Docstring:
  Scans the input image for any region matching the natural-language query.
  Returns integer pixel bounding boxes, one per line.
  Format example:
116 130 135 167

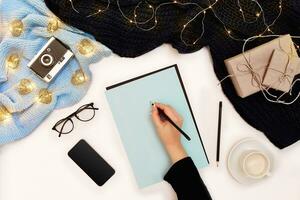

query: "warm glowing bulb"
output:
255 12 261 17
0 106 11 122
71 69 87 85
174 0 177 3
47 17 59 33
18 79 35 95
9 19 24 37
37 89 53 104
149 5 153 8
77 39 95 56
239 9 242 12
129 20 133 23
209 5 212 9
203 11 206 14
227 30 231 34
6 53 21 70
183 24 186 28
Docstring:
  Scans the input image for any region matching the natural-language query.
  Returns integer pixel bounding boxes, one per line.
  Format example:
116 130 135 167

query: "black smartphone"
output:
68 140 115 186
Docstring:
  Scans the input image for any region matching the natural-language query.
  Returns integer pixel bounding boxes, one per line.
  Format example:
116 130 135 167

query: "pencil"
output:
156 106 191 141
216 101 223 167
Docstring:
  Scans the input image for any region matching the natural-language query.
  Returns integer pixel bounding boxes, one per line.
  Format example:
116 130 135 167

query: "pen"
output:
153 104 191 141
216 101 223 167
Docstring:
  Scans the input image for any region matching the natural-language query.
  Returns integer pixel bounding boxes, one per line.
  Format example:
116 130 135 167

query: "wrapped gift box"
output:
224 34 298 98
263 50 300 92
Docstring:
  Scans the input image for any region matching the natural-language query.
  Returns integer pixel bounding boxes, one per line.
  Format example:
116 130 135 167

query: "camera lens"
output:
41 54 54 67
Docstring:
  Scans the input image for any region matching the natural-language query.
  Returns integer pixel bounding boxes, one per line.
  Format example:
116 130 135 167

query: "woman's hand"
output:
151 103 187 164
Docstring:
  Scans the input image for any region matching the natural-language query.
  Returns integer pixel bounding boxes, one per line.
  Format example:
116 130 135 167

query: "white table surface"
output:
1 45 300 200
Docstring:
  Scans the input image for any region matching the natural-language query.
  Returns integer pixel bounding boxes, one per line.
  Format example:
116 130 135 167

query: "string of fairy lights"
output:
0 0 298 123
68 0 111 18
68 0 283 43
67 0 300 105
0 0 299 126
0 13 94 123
237 0 261 24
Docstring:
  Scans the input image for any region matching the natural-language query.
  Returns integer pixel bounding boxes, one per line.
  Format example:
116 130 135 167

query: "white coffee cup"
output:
239 150 271 179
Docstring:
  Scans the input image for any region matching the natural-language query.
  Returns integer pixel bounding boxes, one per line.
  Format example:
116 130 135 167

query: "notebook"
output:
106 65 209 188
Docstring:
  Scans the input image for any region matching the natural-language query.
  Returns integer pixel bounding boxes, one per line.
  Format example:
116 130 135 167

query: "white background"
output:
1 45 300 200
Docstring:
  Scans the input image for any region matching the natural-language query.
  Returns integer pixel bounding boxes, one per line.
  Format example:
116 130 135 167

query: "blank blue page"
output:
106 65 209 188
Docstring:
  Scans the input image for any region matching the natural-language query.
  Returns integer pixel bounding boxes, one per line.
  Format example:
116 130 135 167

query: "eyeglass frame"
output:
52 102 99 137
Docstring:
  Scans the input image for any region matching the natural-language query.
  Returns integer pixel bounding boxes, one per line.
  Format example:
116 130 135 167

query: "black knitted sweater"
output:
45 0 300 149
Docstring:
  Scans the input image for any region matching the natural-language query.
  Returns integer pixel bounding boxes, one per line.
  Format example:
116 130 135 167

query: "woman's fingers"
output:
155 103 182 124
151 104 163 128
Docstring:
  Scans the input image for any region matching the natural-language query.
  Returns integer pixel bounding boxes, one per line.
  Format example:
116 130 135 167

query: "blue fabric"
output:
0 0 111 145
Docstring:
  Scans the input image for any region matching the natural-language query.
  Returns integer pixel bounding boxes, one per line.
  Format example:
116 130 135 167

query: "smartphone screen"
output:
68 140 115 186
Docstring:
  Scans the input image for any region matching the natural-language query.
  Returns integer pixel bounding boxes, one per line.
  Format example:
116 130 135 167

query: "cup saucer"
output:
227 138 273 184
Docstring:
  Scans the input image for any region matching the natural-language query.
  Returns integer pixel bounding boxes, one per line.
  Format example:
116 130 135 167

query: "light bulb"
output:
18 79 35 95
71 69 87 85
47 17 59 33
0 107 11 122
6 53 21 70
37 89 53 104
77 39 95 56
9 19 24 37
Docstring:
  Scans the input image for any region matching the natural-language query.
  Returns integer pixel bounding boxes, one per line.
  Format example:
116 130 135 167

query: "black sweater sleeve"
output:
164 157 212 200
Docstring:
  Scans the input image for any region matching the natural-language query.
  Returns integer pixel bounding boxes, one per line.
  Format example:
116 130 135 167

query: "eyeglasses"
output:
52 103 99 137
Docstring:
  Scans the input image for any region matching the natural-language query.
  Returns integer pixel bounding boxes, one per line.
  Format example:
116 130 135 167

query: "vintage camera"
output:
28 37 74 83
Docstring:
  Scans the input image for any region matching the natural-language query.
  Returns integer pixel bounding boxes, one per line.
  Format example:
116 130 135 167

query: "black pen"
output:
216 101 223 167
153 104 191 141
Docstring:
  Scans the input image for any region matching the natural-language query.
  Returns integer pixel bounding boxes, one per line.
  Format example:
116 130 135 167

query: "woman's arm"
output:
164 157 211 200
151 103 212 200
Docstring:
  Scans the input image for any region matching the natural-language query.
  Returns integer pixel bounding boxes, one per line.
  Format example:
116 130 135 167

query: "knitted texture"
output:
44 0 208 57
45 0 300 149
0 0 111 145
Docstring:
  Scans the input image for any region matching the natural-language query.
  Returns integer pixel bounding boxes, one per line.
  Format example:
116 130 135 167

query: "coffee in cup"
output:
239 151 271 179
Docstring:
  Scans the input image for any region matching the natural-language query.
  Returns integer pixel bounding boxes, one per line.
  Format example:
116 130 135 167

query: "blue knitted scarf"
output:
0 0 111 145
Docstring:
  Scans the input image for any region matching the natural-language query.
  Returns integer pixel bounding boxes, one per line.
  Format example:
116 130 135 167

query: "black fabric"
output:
164 157 212 200
44 0 209 57
45 0 300 149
